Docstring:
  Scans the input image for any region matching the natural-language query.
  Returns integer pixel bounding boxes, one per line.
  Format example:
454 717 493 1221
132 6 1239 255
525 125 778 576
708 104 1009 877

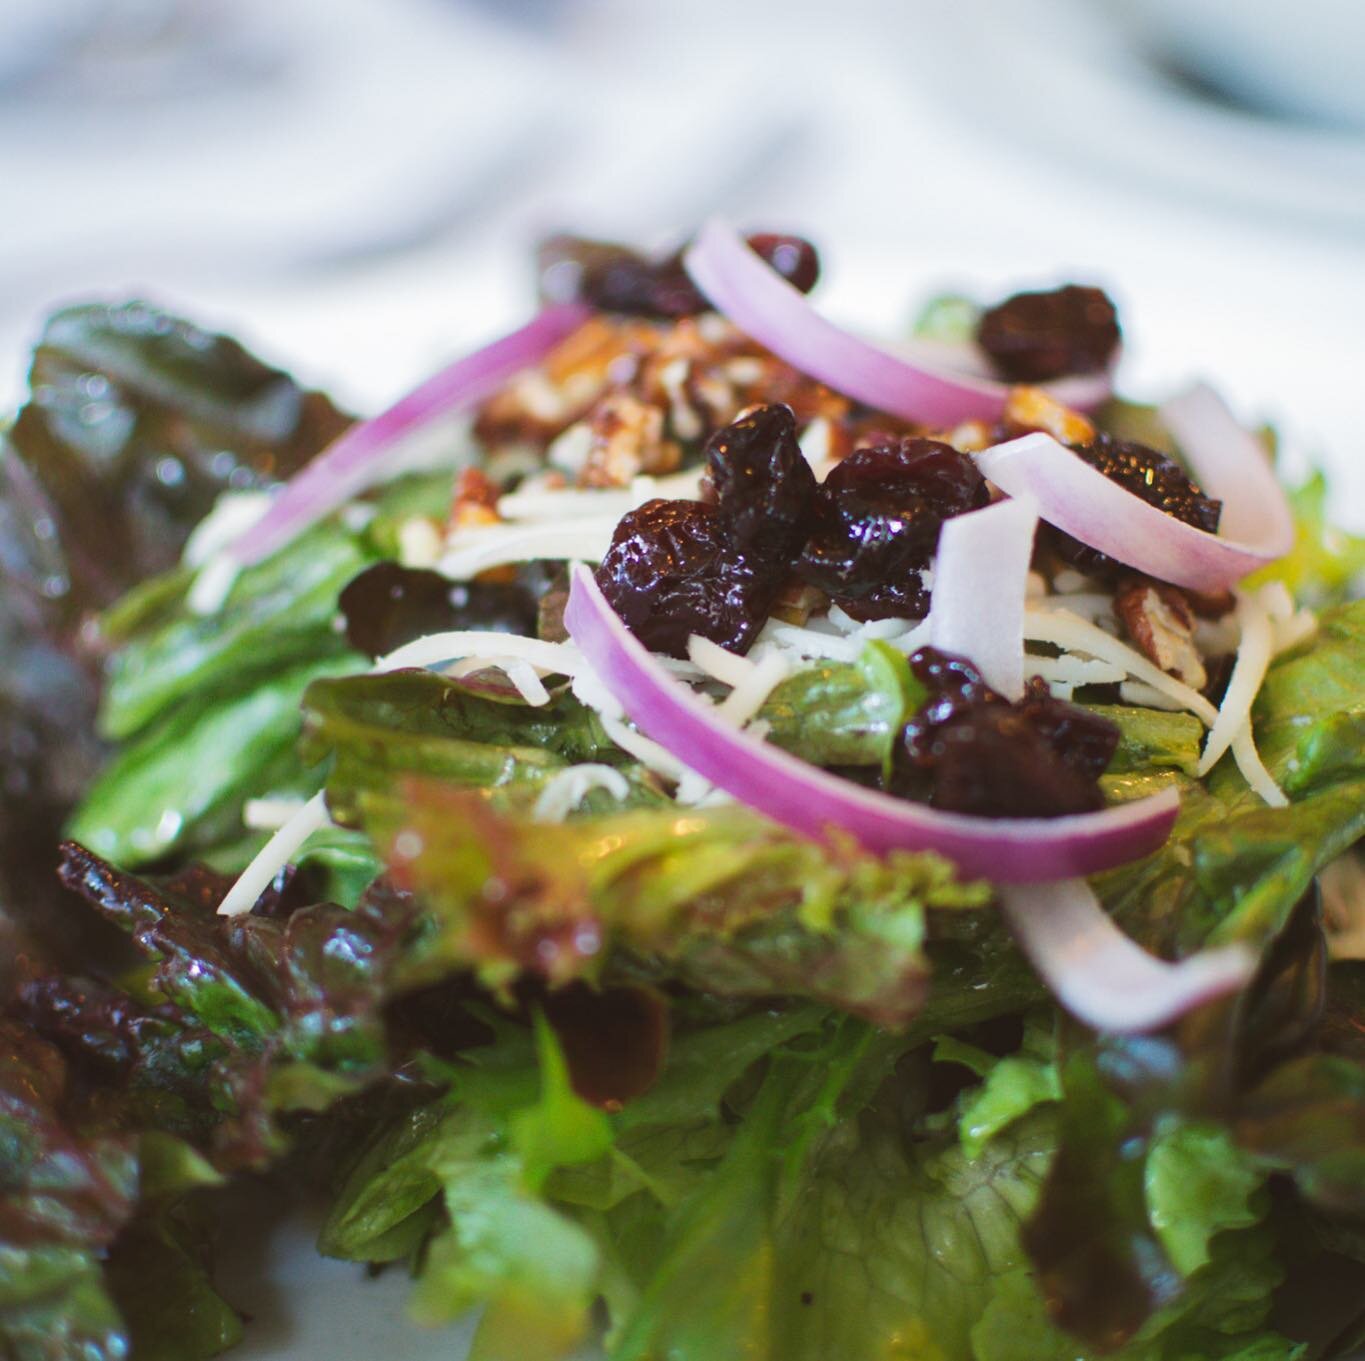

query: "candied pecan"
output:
537 585 570 643
473 316 658 449
747 359 850 428
1114 576 1207 689
651 356 706 441
684 364 740 433
544 315 658 387
473 367 577 449
449 467 516 582
769 579 828 626
1003 386 1096 446
938 419 996 454
449 466 503 537
579 391 680 488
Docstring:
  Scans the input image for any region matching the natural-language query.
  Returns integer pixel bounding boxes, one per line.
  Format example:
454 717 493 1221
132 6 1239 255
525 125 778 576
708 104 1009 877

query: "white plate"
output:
214 1182 603 1361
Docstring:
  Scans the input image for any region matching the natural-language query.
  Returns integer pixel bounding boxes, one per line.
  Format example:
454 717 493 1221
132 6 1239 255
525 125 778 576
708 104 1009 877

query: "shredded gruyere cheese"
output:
377 631 582 675
532 765 631 822
1023 607 1219 725
497 468 703 523
1119 680 1190 712
222 630 585 914
715 648 790 727
599 713 689 781
219 791 331 917
437 517 620 579
242 796 309 831
1198 588 1275 777
447 656 552 706
688 634 757 688
1025 653 1127 690
1231 723 1289 808
757 619 865 662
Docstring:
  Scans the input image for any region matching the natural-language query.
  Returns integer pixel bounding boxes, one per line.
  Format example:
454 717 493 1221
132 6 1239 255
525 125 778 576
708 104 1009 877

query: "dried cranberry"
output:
594 498 778 656
895 648 1118 818
795 439 988 620
537 232 820 320
705 404 817 557
1045 433 1222 580
977 284 1121 381
339 562 537 659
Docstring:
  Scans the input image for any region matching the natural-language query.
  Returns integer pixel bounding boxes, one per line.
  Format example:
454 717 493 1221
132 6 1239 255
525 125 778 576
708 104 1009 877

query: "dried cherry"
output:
795 438 988 620
896 649 1119 818
1045 433 1222 579
977 284 1120 381
538 232 821 320
705 403 817 556
742 233 820 294
1017 678 1121 782
928 707 1109 817
594 498 779 656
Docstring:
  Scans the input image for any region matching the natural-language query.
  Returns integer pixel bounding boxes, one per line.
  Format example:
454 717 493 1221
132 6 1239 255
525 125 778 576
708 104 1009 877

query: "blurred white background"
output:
1 0 1361 523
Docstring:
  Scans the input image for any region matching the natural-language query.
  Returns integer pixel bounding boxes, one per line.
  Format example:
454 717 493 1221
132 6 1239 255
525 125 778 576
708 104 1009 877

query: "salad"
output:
2 222 1363 1361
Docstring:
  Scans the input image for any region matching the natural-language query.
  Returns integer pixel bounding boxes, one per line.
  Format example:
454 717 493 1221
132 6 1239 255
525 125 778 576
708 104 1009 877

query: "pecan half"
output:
1114 576 1207 689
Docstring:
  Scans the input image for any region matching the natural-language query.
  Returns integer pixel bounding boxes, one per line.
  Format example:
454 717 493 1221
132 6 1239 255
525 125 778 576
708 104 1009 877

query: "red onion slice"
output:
976 431 1290 593
564 566 1178 882
682 220 1112 426
227 303 591 568
929 496 1038 699
1159 381 1295 550
998 879 1255 1032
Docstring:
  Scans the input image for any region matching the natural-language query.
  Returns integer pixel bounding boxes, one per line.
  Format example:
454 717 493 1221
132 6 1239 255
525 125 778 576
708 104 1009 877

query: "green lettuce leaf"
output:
100 520 374 742
759 640 925 773
971 1242 1304 1361
69 652 361 868
1088 704 1204 777
912 293 981 344
0 1025 137 1359
1247 471 1365 605
301 670 661 826
937 1021 1062 1158
0 298 342 967
767 1103 1054 1361
1095 601 1365 960
323 1017 613 1361
104 1215 243 1361
363 784 985 1025
1145 1123 1265 1277
603 1018 1052 1361
1 298 349 634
